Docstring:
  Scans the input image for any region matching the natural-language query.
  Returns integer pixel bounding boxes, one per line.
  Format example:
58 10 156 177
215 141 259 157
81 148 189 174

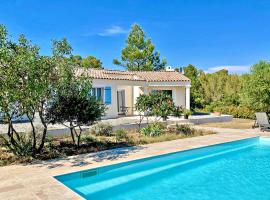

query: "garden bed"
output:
0 124 215 166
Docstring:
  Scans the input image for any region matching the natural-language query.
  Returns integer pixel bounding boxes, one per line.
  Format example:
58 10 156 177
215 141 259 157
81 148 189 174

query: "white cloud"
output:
98 25 128 36
205 65 251 74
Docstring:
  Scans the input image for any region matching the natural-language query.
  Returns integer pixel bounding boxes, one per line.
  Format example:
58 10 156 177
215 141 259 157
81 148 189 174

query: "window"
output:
90 88 104 102
89 87 111 105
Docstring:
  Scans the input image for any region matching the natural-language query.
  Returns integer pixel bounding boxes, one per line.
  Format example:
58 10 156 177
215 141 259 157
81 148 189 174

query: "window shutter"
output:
104 86 112 105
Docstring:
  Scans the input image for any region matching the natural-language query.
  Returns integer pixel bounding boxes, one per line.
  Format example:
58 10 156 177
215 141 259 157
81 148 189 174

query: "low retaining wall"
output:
188 115 233 124
112 115 233 130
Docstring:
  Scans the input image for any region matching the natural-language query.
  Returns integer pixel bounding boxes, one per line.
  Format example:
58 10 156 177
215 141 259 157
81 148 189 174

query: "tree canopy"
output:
240 61 270 112
71 55 103 69
0 24 105 155
184 64 205 109
113 24 166 71
81 55 103 69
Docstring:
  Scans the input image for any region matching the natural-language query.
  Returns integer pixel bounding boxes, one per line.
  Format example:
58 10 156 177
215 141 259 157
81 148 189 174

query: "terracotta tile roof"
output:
75 68 190 82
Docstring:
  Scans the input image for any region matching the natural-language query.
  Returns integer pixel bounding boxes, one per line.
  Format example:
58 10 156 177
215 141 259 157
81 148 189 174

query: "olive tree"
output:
46 78 106 147
0 24 77 156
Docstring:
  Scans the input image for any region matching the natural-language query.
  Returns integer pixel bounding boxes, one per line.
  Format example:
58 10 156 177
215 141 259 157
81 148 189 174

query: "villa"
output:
75 67 191 118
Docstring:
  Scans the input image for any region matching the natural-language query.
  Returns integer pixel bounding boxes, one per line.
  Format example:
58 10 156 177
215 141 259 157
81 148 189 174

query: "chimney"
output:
165 66 175 71
179 67 184 74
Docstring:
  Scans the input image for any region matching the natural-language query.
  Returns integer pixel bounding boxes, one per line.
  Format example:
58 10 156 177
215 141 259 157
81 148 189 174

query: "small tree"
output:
150 93 175 121
135 94 152 128
46 80 106 147
135 93 176 127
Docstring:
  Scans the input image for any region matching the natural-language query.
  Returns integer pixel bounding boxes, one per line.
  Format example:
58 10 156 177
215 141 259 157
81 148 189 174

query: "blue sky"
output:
1 0 270 73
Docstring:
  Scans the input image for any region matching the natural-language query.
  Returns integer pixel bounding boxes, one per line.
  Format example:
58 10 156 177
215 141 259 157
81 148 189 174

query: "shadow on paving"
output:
31 145 146 169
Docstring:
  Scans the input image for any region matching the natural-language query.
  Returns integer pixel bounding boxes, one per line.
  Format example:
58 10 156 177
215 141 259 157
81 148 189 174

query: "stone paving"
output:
0 127 268 200
0 114 232 135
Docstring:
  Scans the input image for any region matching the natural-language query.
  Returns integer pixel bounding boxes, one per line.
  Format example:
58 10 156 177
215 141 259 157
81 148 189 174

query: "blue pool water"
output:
55 137 270 200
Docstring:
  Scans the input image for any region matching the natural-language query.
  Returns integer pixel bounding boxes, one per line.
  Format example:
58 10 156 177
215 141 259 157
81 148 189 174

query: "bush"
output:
140 123 165 137
90 123 113 136
80 134 96 143
213 106 255 119
183 109 192 119
176 124 194 135
114 129 129 142
0 134 33 156
173 106 183 118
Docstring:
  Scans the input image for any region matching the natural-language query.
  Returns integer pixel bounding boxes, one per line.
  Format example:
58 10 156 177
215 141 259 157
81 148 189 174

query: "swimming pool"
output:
55 137 270 200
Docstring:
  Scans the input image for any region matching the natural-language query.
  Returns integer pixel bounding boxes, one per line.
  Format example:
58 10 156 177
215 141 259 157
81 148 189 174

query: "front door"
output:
117 90 125 114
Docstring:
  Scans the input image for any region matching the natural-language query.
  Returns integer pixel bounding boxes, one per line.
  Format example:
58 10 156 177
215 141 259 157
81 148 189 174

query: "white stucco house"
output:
76 67 191 119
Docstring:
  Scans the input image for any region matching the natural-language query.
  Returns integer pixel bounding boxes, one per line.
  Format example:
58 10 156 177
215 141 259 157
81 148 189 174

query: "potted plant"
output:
212 111 221 116
183 109 192 119
212 108 221 116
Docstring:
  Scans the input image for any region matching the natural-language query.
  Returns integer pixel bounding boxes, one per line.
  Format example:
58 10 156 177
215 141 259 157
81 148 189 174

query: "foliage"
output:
213 106 255 119
175 124 194 135
0 134 33 157
135 93 176 122
0 126 215 166
184 64 205 109
199 69 242 106
135 94 153 128
81 55 103 69
46 82 106 147
183 109 192 118
113 24 166 71
114 129 129 142
173 106 183 118
90 123 113 136
70 55 83 67
52 38 72 57
140 123 165 137
240 61 270 113
150 93 175 121
183 63 270 118
0 24 59 155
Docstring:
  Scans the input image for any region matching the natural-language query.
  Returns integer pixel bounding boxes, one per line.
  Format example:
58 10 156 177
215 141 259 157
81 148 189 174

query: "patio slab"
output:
0 128 268 200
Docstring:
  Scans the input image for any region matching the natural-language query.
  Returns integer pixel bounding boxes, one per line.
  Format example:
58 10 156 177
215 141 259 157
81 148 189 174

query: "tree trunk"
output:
28 115 36 156
69 122 76 144
37 108 47 153
74 126 82 147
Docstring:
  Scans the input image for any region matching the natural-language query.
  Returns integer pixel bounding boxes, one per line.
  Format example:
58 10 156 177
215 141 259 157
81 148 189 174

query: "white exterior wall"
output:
92 79 145 118
92 79 191 119
92 79 118 118
148 86 186 108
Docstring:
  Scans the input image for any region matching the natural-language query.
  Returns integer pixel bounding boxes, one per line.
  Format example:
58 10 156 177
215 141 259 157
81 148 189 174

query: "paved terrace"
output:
0 114 232 135
0 127 268 200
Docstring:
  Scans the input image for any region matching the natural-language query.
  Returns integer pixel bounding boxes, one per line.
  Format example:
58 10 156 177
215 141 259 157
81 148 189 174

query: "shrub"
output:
0 134 33 157
114 129 129 142
183 109 192 119
136 93 176 122
80 134 96 143
213 106 255 119
90 123 113 136
176 124 194 135
150 93 175 121
140 123 165 137
173 106 183 118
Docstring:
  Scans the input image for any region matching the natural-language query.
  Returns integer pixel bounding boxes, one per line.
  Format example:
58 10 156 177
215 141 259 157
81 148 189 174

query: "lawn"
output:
198 118 255 129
